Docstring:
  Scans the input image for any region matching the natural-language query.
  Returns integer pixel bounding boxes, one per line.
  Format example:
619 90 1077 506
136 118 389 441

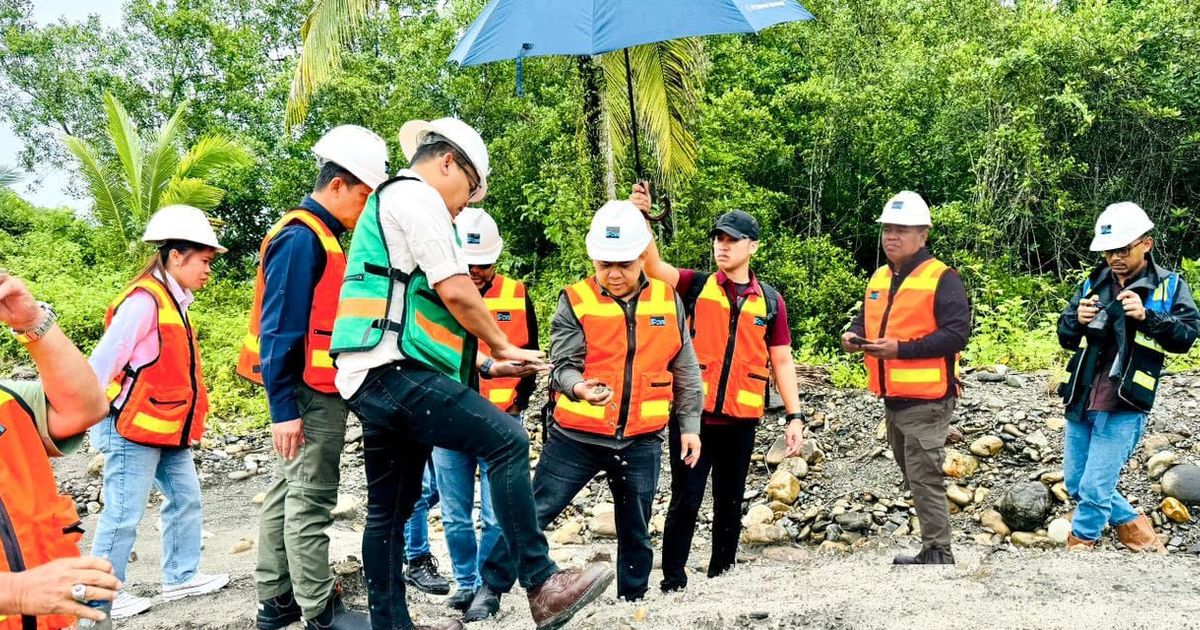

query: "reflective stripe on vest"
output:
0 385 83 630
691 274 771 419
478 275 529 413
553 277 682 437
862 258 957 400
105 276 209 448
238 209 345 394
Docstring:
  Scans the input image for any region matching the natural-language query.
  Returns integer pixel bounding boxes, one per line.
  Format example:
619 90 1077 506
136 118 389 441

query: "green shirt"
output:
0 379 86 456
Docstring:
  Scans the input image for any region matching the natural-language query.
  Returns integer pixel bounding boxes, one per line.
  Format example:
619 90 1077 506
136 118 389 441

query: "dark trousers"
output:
661 420 757 583
482 426 661 600
886 398 955 550
347 364 557 630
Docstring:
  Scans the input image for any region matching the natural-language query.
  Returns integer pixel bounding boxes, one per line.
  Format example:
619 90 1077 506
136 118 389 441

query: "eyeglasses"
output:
453 155 481 199
1103 238 1148 259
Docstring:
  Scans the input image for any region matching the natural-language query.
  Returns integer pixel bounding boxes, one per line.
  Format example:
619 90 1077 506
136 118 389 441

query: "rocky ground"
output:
48 368 1200 629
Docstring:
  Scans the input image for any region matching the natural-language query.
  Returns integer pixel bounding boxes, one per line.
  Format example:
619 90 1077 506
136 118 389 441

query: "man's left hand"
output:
1117 290 1146 321
784 419 805 457
679 432 701 468
862 337 899 359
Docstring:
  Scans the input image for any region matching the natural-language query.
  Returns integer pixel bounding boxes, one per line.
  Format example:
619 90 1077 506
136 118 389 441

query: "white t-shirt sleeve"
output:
380 182 468 285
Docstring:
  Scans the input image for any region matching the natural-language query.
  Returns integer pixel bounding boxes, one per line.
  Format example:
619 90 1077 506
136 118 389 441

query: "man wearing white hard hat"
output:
1057 202 1198 552
843 191 971 565
242 125 387 630
469 200 702 615
329 117 614 630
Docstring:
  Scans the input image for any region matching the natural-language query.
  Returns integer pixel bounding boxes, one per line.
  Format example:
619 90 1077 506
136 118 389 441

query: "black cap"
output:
709 210 760 241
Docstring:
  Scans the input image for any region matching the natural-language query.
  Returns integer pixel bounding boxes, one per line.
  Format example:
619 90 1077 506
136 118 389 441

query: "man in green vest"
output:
330 117 614 630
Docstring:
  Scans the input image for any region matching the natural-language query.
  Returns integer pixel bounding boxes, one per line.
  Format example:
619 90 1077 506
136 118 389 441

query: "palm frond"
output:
0 165 21 188
141 101 189 216
162 177 225 211
285 0 377 129
64 135 133 247
601 39 705 193
176 135 254 181
103 93 145 219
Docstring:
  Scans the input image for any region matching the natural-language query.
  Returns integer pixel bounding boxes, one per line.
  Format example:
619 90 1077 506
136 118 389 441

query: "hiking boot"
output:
162 573 231 602
1066 534 1096 551
446 588 476 612
110 591 152 620
892 546 955 565
463 586 501 623
257 590 302 630
304 591 370 630
1115 514 1167 555
527 563 614 630
405 553 452 595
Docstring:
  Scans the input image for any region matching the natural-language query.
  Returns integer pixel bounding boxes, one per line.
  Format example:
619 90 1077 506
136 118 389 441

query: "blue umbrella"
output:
449 0 813 184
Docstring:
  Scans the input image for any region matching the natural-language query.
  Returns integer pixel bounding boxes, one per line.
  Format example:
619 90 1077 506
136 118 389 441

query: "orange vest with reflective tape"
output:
105 276 209 448
863 257 957 400
238 209 345 394
477 275 529 413
0 385 83 630
691 274 772 419
553 277 682 438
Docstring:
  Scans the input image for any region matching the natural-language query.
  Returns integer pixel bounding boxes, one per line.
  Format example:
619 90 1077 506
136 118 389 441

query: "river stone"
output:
767 470 801 505
1162 465 1200 504
998 482 1052 532
1146 451 1179 480
969 436 1004 458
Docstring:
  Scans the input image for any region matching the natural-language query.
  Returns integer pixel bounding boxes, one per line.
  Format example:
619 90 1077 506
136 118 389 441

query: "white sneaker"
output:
111 591 153 620
161 572 230 602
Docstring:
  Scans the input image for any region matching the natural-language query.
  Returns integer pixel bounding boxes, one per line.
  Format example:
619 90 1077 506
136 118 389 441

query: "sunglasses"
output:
1103 237 1148 259
452 154 481 199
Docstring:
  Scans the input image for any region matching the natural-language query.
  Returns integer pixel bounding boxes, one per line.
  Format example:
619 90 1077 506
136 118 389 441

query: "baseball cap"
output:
709 210 760 240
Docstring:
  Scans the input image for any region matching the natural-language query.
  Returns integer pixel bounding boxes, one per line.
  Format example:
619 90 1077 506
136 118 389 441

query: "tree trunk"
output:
577 55 609 209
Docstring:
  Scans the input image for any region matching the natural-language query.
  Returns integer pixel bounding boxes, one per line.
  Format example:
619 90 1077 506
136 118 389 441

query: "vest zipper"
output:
712 296 745 415
615 297 639 439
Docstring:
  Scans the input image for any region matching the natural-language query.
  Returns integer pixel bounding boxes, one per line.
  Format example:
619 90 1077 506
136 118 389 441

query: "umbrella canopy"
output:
450 0 813 66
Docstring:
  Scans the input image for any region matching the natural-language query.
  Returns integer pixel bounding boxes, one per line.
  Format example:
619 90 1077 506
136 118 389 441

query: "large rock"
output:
765 436 788 466
969 436 1003 458
1010 531 1054 549
997 482 1052 532
946 484 973 507
741 523 789 545
1047 518 1072 544
744 504 776 527
550 520 585 545
834 512 872 532
766 470 801 505
1162 464 1200 505
589 512 617 538
943 450 980 478
780 457 809 479
87 454 106 477
1147 451 1179 481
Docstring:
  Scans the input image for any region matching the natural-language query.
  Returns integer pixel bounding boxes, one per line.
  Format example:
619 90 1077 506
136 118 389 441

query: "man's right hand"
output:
572 379 613 406
1077 296 1100 325
841 332 864 354
272 418 304 460
7 556 121 621
0 272 44 331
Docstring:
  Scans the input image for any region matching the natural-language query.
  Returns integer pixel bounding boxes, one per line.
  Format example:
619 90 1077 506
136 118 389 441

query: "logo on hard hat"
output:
1100 224 1112 235
891 201 904 209
467 232 482 245
606 226 621 239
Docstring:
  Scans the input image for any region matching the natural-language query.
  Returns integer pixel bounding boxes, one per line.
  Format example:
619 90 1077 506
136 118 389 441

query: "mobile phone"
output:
848 335 872 346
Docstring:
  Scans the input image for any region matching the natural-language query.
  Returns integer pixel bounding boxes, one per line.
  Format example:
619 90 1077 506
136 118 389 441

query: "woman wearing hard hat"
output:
87 205 229 620
1057 202 1199 552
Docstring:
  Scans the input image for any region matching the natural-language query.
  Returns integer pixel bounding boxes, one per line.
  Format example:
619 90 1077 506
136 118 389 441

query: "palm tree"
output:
63 93 253 256
0 165 21 188
283 1 703 196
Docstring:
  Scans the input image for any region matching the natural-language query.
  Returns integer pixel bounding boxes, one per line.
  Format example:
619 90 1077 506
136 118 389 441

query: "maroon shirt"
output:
677 269 791 425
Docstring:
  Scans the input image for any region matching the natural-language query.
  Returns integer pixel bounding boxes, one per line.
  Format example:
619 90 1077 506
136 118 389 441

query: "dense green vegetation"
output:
1 0 1199 427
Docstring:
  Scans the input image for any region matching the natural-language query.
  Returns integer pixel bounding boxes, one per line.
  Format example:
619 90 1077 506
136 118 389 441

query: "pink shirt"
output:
89 270 194 407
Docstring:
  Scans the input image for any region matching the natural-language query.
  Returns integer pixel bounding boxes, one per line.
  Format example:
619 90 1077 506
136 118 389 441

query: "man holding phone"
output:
843 191 971 565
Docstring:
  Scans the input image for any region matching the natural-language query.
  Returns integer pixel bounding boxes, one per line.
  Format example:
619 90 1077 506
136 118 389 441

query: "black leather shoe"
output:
462 586 501 623
893 546 955 565
257 590 302 630
305 592 371 630
446 588 476 612
405 553 452 595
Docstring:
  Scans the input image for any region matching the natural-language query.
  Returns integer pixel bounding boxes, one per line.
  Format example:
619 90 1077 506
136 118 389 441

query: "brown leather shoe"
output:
413 621 464 630
1115 514 1167 555
527 563 614 630
1066 534 1095 551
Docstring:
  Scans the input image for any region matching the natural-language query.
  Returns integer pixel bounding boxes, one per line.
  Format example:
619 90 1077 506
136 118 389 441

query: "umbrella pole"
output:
623 48 643 181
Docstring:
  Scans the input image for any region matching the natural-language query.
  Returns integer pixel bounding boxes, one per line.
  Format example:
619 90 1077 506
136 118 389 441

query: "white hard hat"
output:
142 205 227 253
876 191 932 227
399 117 490 203
1089 202 1154 252
456 207 503 265
586 200 651 262
312 125 389 190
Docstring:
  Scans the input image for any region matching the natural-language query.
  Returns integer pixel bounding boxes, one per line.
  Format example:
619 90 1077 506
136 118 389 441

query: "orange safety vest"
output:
105 275 209 448
477 275 530 413
863 257 958 400
238 209 345 394
0 385 83 630
691 274 773 419
553 277 682 438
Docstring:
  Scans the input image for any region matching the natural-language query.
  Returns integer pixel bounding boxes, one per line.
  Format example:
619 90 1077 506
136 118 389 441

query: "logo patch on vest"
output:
649 316 666 327
605 226 621 239
1100 224 1112 235
754 316 767 327
869 290 880 300
497 312 512 322
0 423 5 438
466 232 482 245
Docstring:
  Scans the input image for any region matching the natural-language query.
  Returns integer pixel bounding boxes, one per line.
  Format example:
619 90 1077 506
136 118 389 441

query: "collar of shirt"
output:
596 273 651 302
151 267 194 311
713 269 762 297
888 247 933 278
299 195 348 238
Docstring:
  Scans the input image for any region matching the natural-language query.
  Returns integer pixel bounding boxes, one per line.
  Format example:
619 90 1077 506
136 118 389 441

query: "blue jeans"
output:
1064 410 1146 541
89 415 203 585
403 462 438 561
432 446 500 590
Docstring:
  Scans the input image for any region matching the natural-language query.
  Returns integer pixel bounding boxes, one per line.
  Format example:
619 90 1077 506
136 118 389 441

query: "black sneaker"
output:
462 585 501 623
405 553 452 595
256 590 301 630
446 588 476 612
659 574 687 593
893 546 955 565
304 591 370 630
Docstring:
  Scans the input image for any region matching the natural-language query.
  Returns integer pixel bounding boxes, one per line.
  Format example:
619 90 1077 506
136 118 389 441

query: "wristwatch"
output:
11 301 57 344
480 357 495 378
785 412 806 423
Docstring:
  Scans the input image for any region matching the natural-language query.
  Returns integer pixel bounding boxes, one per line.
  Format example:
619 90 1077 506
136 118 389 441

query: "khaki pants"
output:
255 385 349 617
886 398 955 550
